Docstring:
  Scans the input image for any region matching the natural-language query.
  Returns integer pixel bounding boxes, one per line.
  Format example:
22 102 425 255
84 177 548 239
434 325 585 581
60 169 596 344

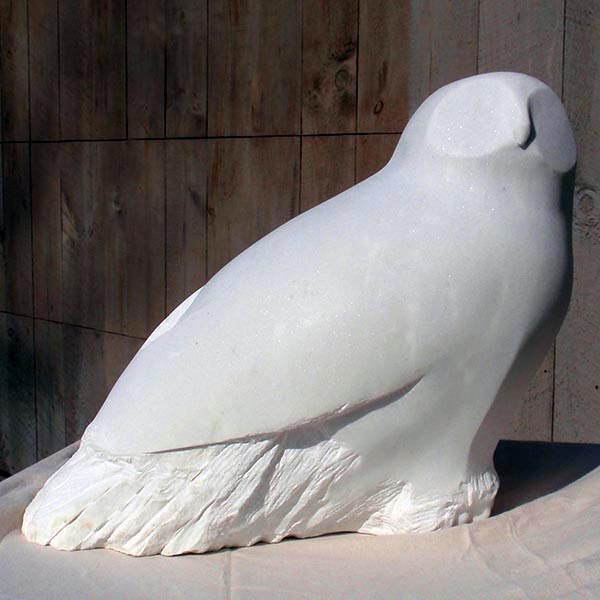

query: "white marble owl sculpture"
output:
23 72 576 556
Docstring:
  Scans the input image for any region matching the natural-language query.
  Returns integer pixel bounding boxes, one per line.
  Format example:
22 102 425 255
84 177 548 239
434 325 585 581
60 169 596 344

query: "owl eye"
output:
425 76 531 159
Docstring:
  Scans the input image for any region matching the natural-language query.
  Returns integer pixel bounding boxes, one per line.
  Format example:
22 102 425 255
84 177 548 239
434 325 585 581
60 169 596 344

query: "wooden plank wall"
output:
0 0 598 473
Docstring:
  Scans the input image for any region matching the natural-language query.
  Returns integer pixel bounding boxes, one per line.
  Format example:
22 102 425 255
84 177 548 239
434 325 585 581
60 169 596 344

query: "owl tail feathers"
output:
21 439 294 556
21 434 364 556
21 443 183 556
22 435 500 557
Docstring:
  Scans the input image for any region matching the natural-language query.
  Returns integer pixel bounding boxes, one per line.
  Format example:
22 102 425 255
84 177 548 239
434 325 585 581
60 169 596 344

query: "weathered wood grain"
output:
355 133 399 183
59 0 126 139
29 0 60 140
208 137 300 277
302 0 358 134
555 0 600 443
35 319 143 458
128 0 166 138
63 141 165 337
409 0 478 115
0 0 29 140
166 139 207 313
357 0 410 132
99 141 165 337
0 313 35 474
165 0 207 137
32 141 165 338
478 0 565 96
31 144 62 322
0 143 32 315
208 0 302 136
34 318 65 458
301 135 355 212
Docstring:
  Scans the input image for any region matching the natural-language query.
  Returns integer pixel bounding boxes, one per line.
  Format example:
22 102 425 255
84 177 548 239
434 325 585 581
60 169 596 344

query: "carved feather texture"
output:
23 428 498 556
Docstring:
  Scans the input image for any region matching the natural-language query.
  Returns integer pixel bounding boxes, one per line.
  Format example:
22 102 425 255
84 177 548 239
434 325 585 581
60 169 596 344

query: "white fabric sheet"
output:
1 443 600 599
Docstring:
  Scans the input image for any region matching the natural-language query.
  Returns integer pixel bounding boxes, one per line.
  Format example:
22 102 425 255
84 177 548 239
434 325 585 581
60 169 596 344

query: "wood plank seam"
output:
1 131 406 145
26 1 38 454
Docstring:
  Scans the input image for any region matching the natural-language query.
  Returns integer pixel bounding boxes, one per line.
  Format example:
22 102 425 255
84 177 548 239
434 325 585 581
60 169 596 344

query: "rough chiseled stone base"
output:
22 431 498 556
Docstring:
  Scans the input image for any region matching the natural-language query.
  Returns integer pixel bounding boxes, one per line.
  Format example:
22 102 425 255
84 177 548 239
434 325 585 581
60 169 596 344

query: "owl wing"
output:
83 172 442 455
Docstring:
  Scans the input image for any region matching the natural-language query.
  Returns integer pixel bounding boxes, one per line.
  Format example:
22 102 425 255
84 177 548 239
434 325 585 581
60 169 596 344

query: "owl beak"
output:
519 88 576 173
518 107 536 151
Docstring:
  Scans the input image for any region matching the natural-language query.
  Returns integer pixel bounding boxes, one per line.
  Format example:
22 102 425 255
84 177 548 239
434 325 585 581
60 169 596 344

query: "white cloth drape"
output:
1 442 599 599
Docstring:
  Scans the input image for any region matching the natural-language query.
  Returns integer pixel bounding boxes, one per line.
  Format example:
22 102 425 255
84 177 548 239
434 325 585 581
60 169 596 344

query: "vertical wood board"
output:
478 0 565 96
208 0 302 136
0 313 36 474
128 0 166 138
207 136 300 276
409 0 478 115
355 133 399 183
59 0 126 139
34 318 65 458
0 0 29 140
166 0 207 137
32 141 165 337
0 143 32 315
300 135 355 211
29 0 60 140
166 139 207 313
61 141 165 337
35 319 143 457
31 143 62 322
357 0 410 132
302 0 358 134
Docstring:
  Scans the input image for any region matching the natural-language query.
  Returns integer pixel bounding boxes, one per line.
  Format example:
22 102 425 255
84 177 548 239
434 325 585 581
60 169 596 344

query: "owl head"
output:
395 72 576 176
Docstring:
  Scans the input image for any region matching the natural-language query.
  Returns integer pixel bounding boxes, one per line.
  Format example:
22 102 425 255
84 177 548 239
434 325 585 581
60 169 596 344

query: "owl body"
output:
23 73 575 555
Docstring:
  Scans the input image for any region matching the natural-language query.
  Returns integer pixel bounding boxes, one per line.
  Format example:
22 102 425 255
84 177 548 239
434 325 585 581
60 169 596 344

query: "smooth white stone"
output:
22 72 575 556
